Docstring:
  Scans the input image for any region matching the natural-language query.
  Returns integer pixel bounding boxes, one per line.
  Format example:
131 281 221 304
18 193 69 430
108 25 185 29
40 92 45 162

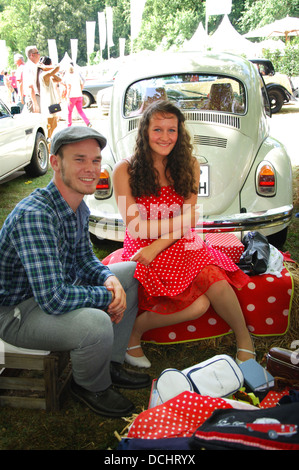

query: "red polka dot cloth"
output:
127 392 233 440
103 246 293 343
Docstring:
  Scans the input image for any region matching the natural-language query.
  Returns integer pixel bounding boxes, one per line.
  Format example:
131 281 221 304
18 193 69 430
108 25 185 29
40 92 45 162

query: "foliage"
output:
264 44 299 76
240 0 299 33
0 0 298 68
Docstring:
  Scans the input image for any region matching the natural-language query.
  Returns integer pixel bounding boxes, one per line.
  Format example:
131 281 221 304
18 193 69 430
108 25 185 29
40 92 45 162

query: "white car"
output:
85 51 293 248
0 99 49 181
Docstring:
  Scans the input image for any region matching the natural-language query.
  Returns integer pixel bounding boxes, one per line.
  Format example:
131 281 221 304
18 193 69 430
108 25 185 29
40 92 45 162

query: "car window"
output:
124 74 246 117
0 101 11 118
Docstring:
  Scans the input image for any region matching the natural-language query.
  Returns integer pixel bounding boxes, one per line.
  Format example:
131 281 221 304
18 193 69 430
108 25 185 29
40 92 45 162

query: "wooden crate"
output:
0 351 71 411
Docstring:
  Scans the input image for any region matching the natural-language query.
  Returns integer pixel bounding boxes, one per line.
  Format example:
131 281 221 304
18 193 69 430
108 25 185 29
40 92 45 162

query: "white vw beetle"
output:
86 51 293 248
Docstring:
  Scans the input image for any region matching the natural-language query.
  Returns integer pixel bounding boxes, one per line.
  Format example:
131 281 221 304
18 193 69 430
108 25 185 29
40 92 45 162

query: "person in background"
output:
38 56 61 149
14 53 25 110
22 45 40 113
3 71 13 104
9 71 18 103
65 65 91 127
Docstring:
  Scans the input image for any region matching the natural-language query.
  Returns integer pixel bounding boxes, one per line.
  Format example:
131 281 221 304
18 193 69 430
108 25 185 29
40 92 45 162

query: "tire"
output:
268 89 284 114
25 132 49 177
82 92 93 108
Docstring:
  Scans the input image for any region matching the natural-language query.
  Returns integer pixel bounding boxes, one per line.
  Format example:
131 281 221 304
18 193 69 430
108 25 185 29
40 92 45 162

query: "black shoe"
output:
70 378 135 418
110 362 151 390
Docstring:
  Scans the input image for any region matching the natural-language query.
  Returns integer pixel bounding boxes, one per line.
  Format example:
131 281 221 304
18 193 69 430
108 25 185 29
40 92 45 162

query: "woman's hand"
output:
130 244 161 266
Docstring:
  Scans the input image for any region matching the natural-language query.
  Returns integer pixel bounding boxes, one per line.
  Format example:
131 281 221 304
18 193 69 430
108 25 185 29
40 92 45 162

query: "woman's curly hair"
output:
128 100 197 199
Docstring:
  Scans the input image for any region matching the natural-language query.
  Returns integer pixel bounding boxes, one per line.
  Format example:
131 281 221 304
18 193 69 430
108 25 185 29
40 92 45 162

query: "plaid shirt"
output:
0 181 113 314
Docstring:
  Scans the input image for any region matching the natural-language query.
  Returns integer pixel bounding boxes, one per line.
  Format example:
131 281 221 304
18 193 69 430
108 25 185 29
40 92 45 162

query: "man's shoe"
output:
110 362 151 390
70 378 135 418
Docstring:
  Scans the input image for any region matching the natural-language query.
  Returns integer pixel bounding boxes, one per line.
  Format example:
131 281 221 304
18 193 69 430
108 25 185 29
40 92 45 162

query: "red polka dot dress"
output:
122 186 249 314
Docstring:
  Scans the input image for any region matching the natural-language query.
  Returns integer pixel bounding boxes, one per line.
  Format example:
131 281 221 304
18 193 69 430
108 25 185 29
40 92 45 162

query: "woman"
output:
113 100 255 368
65 65 91 128
38 56 61 148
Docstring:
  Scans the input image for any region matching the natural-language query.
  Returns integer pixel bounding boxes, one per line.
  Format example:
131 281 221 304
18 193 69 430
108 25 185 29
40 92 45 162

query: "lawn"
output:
0 163 298 450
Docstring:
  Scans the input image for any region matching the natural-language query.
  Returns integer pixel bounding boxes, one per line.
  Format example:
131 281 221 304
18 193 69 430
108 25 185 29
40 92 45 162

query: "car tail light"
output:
95 167 112 199
256 162 276 196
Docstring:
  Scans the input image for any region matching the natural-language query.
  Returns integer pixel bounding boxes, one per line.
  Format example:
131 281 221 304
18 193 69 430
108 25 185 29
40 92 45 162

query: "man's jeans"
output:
0 262 138 392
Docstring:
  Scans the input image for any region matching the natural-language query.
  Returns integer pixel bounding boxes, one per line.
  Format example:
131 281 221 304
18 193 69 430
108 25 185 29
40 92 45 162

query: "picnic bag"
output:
266 347 299 383
237 231 270 275
156 354 244 402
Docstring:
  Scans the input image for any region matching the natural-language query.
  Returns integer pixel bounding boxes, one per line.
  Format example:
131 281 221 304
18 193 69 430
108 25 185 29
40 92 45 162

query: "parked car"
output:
96 86 113 115
0 98 49 181
250 58 298 114
82 79 113 108
85 51 293 248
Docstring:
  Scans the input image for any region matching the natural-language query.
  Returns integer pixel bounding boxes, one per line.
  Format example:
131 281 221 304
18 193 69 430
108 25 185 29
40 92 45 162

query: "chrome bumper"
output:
89 204 293 241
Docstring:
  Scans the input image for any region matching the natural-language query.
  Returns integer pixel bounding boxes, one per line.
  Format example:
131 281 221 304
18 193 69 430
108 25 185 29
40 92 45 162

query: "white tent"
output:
182 22 208 51
245 16 299 42
255 38 285 55
209 15 258 56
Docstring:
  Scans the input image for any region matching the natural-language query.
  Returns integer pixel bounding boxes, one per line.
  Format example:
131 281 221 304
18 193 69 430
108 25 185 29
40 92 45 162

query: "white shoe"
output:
235 348 256 365
125 345 151 368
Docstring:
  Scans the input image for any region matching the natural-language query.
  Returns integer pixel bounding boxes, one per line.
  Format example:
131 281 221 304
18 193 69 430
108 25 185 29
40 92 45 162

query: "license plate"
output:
198 164 209 196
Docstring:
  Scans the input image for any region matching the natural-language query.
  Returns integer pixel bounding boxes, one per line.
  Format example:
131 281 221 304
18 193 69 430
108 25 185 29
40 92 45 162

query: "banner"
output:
70 39 78 64
106 6 114 48
86 21 96 62
130 0 146 40
98 11 107 52
206 0 232 16
48 39 58 64
119 38 126 57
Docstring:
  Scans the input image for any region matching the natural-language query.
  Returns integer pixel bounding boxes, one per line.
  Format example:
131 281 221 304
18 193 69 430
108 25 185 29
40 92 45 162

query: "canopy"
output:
245 16 299 42
182 22 208 51
209 15 257 56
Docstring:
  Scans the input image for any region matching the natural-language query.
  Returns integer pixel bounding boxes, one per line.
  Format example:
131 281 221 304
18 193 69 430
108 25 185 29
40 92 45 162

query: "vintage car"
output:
250 58 298 114
82 79 113 108
85 51 293 248
0 98 49 181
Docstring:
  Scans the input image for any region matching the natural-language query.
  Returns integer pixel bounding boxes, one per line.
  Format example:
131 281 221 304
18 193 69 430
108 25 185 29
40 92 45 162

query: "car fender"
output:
266 83 293 101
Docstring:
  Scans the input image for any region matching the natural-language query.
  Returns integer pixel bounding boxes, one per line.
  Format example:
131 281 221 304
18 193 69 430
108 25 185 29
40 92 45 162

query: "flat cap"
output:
51 126 107 155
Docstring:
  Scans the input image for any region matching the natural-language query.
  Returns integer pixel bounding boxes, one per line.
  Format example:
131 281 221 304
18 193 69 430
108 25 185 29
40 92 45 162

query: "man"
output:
0 126 150 417
14 53 25 110
22 45 41 112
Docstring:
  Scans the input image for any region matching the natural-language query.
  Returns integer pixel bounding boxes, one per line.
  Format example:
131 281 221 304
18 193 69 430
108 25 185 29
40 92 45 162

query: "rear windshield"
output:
124 74 246 117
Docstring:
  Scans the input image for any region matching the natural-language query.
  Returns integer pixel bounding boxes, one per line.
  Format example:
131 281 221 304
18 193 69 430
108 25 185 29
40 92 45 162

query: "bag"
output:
156 355 244 403
48 103 61 114
189 403 299 450
237 231 270 275
267 347 299 383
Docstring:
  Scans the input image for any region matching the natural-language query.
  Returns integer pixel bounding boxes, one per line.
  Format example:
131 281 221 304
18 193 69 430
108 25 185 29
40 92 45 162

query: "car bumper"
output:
89 204 293 242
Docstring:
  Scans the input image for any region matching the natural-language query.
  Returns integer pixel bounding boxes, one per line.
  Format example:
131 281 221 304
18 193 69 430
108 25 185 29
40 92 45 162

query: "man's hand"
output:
104 275 126 324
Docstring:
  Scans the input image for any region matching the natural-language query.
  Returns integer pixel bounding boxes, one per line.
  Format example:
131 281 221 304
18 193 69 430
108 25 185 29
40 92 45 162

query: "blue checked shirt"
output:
0 181 113 314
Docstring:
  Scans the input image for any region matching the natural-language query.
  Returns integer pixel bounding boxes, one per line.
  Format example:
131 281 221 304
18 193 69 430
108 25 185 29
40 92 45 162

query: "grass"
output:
0 153 298 451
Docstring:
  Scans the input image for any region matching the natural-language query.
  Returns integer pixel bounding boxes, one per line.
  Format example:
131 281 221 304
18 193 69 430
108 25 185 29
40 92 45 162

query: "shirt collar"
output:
46 180 90 219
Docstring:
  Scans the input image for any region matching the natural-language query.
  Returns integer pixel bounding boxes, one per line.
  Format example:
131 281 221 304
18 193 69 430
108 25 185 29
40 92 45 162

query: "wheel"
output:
268 89 284 114
82 92 93 108
25 132 49 177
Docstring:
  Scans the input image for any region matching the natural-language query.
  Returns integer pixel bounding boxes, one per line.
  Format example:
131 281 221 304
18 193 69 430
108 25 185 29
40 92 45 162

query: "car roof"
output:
114 51 256 89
